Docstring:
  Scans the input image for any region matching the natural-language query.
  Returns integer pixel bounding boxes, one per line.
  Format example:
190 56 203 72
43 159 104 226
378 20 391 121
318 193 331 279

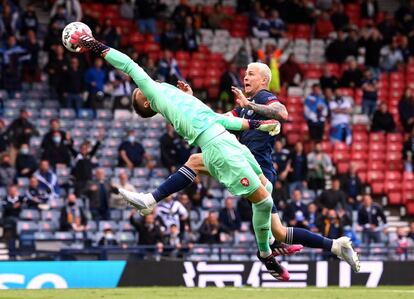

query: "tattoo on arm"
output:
246 102 288 121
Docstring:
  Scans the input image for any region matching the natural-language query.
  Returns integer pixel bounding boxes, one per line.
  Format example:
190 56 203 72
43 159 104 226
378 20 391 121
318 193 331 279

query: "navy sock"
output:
151 166 196 202
285 227 333 251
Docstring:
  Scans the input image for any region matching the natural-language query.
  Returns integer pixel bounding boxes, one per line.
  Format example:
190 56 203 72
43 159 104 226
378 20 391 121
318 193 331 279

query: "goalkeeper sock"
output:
285 227 333 251
151 166 196 202
252 196 273 257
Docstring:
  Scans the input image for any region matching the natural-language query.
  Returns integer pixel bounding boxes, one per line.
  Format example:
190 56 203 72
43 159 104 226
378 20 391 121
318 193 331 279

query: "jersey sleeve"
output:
104 48 159 100
215 114 244 131
264 94 279 105
230 107 242 117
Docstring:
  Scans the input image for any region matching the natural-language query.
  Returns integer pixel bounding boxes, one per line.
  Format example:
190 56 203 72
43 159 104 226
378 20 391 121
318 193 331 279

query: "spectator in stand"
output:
319 68 338 91
237 196 253 223
360 28 383 73
279 53 304 88
361 69 379 117
287 142 308 192
181 16 198 52
371 102 396 133
41 118 71 154
380 38 404 72
358 194 387 244
199 211 227 244
409 222 414 242
378 12 397 45
340 58 363 88
118 130 150 169
208 3 232 30
399 88 414 133
64 57 85 116
70 138 101 196
325 30 348 64
0 3 19 37
34 160 60 197
99 19 120 49
219 197 241 232
184 176 207 210
193 4 206 30
160 22 179 52
219 63 243 106
315 11 334 39
130 211 164 250
2 184 23 235
394 0 414 34
390 226 413 260
108 69 132 111
329 89 353 144
272 140 290 183
163 223 191 257
110 171 136 209
15 143 37 177
84 57 107 111
25 176 50 209
49 5 69 31
157 195 188 234
251 9 270 38
43 20 61 56
316 177 348 210
45 45 69 104
330 3 349 31
156 50 183 84
120 0 134 20
135 0 158 34
304 84 328 142
344 28 359 59
21 30 40 84
361 0 378 19
59 193 87 232
307 202 320 233
340 163 363 210
41 130 71 168
307 142 334 191
268 9 285 38
0 119 9 153
98 226 118 246
51 0 82 23
283 189 309 229
85 168 111 220
0 153 15 187
0 35 29 96
5 109 38 161
273 180 289 211
160 123 182 173
318 209 344 240
403 127 414 173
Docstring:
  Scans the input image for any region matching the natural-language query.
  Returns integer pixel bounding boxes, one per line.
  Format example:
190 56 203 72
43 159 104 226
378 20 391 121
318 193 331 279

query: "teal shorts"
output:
201 130 263 197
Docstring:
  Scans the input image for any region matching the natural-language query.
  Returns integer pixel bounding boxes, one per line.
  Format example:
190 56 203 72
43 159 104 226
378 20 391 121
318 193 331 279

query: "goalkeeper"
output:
70 30 289 281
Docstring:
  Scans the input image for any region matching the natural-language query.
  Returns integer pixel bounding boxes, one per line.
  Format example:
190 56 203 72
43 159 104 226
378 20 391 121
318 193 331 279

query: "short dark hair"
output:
131 89 157 118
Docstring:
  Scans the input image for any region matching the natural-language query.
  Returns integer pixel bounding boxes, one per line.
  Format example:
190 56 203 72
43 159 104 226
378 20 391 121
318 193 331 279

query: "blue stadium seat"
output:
60 108 76 119
202 199 221 210
131 177 149 189
41 210 61 222
134 167 150 178
97 109 113 120
116 231 136 245
78 109 94 119
59 119 74 129
4 108 19 118
34 231 54 240
85 221 97 232
234 231 255 244
152 168 169 178
30 137 42 148
54 232 75 240
19 209 40 221
43 101 59 108
38 221 58 232
114 167 131 176
17 221 39 234
118 221 134 232
98 221 118 231
17 177 30 188
142 138 160 148
36 118 50 128
109 209 122 221
41 108 58 118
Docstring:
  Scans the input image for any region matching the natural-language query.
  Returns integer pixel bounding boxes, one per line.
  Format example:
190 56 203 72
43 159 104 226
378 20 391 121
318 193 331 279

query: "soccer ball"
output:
62 22 92 52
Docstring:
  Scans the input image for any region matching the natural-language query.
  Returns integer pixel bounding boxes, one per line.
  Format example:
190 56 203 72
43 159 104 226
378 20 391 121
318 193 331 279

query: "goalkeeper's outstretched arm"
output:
70 31 157 98
216 114 280 136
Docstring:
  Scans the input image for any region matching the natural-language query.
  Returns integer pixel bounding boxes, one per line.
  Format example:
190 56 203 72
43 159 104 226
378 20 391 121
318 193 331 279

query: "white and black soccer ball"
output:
62 22 92 52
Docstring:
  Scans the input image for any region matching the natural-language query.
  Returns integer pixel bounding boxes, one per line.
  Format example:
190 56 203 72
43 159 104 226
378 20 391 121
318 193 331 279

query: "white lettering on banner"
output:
339 261 383 288
250 262 308 288
26 274 68 289
183 262 244 287
0 274 25 289
316 261 328 287
0 274 68 289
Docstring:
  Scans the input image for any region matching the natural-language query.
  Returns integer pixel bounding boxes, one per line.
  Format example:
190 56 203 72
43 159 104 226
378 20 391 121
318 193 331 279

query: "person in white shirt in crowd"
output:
51 0 82 22
329 88 353 145
110 171 136 209
156 195 189 234
307 142 334 191
108 69 133 111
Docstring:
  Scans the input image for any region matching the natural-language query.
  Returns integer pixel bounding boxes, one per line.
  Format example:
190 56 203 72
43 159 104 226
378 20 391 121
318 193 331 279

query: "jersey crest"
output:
240 178 250 187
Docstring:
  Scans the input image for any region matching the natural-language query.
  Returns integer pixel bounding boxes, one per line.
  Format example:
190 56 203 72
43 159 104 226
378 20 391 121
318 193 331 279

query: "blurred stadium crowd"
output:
0 0 414 260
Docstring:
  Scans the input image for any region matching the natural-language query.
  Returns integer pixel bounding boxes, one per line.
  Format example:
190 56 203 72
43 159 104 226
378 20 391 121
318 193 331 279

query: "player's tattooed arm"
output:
231 86 288 121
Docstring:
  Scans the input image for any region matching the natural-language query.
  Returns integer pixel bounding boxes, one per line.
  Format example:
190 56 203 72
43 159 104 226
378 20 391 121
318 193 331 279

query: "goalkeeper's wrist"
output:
247 119 262 129
78 35 110 56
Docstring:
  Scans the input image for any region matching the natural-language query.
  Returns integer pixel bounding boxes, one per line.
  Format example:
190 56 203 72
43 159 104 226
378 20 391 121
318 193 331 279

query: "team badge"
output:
240 178 250 187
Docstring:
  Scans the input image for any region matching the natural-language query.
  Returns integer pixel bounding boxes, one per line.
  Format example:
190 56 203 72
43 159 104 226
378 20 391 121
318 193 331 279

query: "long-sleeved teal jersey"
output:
104 48 243 146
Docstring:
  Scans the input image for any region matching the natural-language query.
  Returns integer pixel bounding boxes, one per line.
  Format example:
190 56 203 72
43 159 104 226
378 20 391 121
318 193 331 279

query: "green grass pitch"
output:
1 287 413 299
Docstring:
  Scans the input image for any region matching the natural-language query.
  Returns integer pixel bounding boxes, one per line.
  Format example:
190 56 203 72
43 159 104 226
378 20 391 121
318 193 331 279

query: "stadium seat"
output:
99 221 119 231
116 232 136 245
41 210 61 222
109 209 122 221
38 221 58 232
388 192 402 205
17 221 39 234
19 209 40 221
54 232 75 240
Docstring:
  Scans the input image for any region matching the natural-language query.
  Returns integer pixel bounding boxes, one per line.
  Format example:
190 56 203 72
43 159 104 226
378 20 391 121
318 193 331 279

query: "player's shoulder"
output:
253 89 278 105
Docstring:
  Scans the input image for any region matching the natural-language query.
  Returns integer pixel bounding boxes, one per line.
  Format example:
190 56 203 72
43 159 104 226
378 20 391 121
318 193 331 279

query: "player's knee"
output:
185 154 201 174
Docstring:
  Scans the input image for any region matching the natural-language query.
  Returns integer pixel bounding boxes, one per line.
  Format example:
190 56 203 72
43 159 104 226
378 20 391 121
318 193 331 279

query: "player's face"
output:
244 66 265 97
132 88 157 118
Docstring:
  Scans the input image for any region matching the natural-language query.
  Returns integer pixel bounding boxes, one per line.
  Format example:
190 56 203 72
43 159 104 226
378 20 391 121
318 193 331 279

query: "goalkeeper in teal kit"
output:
70 30 290 280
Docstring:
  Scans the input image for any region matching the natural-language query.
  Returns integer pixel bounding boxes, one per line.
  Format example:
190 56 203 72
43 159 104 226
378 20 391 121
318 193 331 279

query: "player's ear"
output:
143 100 150 108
